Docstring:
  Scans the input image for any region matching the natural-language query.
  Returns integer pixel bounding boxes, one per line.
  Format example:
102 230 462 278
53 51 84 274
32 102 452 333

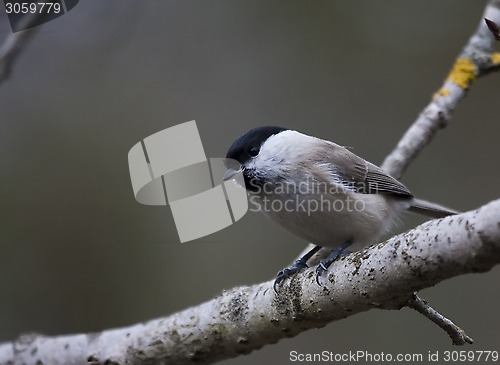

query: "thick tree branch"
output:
0 199 499 365
381 0 500 179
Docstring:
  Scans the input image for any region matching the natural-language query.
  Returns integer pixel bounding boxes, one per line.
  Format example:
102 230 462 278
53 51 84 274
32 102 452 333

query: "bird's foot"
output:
274 261 308 292
315 240 353 286
273 245 322 292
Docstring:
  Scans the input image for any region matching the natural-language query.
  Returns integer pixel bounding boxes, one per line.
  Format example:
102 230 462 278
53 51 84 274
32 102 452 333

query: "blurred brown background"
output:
0 1 499 364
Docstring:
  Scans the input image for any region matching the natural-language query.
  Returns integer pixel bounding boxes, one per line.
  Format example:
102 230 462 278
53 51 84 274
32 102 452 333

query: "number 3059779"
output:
5 2 61 14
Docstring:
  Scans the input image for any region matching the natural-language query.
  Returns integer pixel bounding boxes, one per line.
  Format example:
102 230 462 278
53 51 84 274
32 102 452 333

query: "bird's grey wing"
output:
315 141 413 198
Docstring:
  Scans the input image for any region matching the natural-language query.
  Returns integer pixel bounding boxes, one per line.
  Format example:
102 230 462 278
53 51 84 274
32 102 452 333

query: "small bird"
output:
224 126 457 290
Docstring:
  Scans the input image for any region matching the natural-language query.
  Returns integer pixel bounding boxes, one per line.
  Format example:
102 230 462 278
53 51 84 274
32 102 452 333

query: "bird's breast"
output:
249 187 407 249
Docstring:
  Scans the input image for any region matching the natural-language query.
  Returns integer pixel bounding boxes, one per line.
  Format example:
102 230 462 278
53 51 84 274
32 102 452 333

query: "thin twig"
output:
407 293 474 346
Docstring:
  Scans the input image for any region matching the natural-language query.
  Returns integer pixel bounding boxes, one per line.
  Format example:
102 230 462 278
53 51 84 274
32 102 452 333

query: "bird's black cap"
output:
226 126 288 165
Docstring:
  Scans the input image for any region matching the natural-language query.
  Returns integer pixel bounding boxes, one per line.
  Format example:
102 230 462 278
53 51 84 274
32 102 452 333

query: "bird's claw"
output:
273 261 309 292
315 262 329 286
314 242 353 286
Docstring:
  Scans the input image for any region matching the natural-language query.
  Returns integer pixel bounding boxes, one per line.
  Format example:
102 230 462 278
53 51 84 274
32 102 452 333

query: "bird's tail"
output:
409 198 459 219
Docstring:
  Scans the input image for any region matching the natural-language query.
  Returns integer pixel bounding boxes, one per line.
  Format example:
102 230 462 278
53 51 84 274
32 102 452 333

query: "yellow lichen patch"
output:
491 52 500 65
435 88 450 97
447 57 476 89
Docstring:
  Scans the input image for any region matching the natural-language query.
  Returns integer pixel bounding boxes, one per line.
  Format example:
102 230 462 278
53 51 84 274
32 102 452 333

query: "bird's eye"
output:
248 146 259 157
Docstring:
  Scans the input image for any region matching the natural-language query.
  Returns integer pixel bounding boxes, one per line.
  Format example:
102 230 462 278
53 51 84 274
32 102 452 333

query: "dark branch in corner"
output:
0 13 45 84
485 18 500 40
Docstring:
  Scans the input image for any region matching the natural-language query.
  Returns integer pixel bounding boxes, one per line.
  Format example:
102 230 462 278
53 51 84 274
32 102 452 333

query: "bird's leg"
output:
274 245 322 292
315 240 353 286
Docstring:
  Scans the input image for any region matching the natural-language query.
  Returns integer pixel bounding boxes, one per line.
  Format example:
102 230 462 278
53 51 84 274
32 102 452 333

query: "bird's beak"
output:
223 158 243 181
223 166 243 181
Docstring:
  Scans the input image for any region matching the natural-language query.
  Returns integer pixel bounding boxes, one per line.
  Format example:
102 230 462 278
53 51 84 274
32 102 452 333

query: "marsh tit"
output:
224 126 457 289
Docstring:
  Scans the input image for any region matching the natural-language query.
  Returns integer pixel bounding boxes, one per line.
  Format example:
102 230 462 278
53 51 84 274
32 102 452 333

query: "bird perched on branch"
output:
224 126 457 290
